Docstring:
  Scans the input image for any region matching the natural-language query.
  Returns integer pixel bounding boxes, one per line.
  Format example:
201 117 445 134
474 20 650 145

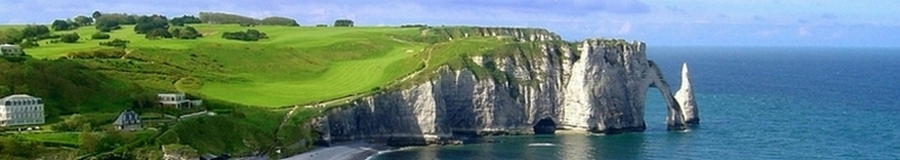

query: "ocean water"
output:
370 47 900 159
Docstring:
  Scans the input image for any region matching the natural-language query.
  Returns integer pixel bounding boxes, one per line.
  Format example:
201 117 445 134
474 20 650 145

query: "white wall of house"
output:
0 95 45 127
0 44 24 56
158 93 194 109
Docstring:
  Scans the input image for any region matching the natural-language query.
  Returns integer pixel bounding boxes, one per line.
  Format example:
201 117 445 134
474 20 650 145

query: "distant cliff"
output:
314 27 698 145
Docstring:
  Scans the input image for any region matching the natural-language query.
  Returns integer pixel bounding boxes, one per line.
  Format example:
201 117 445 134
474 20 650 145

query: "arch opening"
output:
533 118 557 134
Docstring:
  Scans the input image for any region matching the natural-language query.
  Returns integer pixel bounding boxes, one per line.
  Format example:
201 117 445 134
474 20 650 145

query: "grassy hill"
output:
2 22 556 158
22 24 429 107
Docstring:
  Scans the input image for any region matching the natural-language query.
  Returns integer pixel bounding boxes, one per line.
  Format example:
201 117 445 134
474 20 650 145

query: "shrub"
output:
20 38 39 48
260 16 299 26
59 33 80 43
99 39 130 48
65 48 127 59
171 26 202 39
221 29 268 41
333 19 354 27
92 33 111 40
400 24 427 28
49 113 117 131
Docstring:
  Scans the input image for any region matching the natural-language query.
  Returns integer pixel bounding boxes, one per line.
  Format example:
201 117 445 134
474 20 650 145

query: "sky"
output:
2 0 899 47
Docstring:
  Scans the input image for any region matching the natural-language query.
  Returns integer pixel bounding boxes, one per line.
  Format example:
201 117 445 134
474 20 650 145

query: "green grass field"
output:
21 132 80 146
19 24 432 107
11 24 527 108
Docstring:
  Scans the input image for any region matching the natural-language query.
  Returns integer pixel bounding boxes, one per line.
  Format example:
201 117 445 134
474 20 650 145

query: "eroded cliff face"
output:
316 34 698 145
675 63 700 125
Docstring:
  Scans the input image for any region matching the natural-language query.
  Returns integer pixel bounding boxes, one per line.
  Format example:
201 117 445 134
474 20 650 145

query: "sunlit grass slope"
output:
20 24 426 107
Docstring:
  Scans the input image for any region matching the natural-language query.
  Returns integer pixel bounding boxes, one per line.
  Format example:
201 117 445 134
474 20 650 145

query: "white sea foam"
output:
527 143 556 147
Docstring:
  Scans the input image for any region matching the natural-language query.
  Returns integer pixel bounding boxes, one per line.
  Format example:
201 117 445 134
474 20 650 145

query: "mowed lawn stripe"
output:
198 44 423 107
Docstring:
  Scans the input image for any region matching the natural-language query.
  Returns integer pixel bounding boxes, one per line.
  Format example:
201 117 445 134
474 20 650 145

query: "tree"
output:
169 17 185 27
184 26 200 36
94 16 121 32
198 12 260 24
100 128 134 152
0 28 24 44
74 15 93 26
170 28 181 37
221 29 267 41
145 28 172 39
99 39 130 48
0 136 41 158
260 16 299 26
170 15 202 26
181 15 202 24
333 19 354 27
172 26 201 39
92 11 102 19
19 38 39 48
60 33 80 43
123 15 137 25
134 14 169 34
51 19 73 31
20 25 50 38
70 19 81 28
79 124 99 153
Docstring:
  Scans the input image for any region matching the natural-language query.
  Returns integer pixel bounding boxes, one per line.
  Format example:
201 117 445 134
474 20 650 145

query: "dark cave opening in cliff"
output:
533 118 557 134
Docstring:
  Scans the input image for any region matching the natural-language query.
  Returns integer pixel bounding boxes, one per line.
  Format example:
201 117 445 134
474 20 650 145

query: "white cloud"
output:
618 21 633 34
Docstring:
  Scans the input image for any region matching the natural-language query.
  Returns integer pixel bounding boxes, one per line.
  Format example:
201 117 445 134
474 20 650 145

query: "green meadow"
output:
1 22 529 157
22 24 429 107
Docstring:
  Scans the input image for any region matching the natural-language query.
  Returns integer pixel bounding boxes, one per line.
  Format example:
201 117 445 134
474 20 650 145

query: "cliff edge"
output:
314 28 698 145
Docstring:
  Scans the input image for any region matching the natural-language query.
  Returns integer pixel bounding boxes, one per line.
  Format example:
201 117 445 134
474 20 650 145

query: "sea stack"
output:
675 63 700 125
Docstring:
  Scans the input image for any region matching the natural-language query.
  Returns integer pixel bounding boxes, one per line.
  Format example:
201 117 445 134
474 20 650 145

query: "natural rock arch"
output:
647 61 689 130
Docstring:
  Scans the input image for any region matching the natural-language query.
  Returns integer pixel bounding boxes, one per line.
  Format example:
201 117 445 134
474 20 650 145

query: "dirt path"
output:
121 49 132 59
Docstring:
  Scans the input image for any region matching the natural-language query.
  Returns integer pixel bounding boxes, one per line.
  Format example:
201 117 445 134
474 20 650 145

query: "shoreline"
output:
282 142 388 160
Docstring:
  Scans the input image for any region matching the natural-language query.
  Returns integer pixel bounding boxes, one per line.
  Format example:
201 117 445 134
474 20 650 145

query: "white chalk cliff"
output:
675 63 700 125
314 28 699 145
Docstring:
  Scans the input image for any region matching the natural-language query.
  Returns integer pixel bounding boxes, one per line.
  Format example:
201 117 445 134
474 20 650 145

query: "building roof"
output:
113 110 141 125
158 93 186 96
0 94 40 102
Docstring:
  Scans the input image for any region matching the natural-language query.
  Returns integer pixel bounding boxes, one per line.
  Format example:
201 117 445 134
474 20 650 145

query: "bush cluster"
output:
92 33 111 40
98 39 130 48
221 29 268 41
65 48 126 59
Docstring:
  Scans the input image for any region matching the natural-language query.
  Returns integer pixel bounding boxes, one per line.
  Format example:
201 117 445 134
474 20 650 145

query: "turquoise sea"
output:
370 47 900 159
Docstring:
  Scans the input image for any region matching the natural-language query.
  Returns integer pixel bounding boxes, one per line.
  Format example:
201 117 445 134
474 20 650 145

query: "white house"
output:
0 44 24 56
0 94 45 127
158 93 202 109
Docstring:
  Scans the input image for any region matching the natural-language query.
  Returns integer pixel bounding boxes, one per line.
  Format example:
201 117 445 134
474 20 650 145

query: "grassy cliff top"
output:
6 24 561 107
0 22 621 157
